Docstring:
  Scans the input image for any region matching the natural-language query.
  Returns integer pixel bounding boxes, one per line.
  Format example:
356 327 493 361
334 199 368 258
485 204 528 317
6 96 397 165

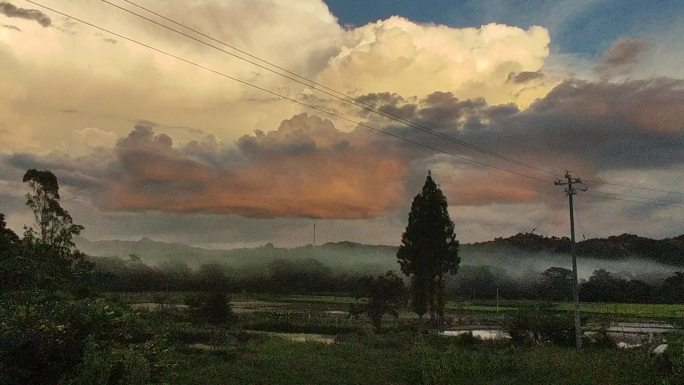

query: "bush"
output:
505 311 576 346
185 291 235 325
63 339 150 385
0 295 131 385
64 334 177 385
447 331 481 346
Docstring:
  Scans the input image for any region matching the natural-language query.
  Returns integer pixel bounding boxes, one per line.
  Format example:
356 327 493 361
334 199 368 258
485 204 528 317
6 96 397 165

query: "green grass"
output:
171 331 670 385
72 293 684 384
272 294 359 304
104 291 684 320
555 302 684 319
275 295 684 319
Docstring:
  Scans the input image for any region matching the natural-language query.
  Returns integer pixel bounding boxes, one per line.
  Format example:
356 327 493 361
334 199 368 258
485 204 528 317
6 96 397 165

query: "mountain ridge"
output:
77 232 684 267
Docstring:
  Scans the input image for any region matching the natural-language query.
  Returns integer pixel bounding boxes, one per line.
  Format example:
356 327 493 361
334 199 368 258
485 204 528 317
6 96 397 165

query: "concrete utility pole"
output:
555 171 587 348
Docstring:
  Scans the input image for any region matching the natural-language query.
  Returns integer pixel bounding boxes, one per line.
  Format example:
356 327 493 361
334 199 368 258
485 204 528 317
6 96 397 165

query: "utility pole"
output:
555 171 586 348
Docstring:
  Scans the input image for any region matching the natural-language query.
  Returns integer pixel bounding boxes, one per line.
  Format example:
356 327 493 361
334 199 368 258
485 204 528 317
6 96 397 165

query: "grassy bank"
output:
171 330 668 385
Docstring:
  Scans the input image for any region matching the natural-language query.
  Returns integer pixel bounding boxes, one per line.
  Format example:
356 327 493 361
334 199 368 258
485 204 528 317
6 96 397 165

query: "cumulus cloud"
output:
318 17 555 107
0 2 50 27
0 0 344 153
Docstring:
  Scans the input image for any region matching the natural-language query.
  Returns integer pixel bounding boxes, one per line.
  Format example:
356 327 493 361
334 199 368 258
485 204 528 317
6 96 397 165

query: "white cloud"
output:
65 127 118 155
318 17 555 107
0 0 344 153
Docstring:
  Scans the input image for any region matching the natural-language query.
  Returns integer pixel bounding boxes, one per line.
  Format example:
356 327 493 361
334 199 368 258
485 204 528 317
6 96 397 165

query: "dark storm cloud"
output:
355 92 418 121
0 2 51 27
507 71 545 84
600 38 647 67
135 119 206 136
595 37 648 78
1 151 112 192
371 78 684 172
509 78 684 169
345 78 684 206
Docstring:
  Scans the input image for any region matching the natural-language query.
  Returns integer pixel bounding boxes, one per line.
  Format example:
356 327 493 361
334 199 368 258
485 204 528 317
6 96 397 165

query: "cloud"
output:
0 2 50 27
318 17 555 107
507 71 545 84
595 37 648 78
2 76 684 244
601 38 647 68
68 127 118 155
2 23 19 31
3 76 683 222
0 0 345 153
79 78 684 212
373 78 684 172
102 115 408 218
335 78 684 211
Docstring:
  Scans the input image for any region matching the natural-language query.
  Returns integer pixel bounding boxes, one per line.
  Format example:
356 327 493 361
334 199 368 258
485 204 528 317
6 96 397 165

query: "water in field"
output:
246 330 336 344
606 322 675 334
604 322 677 344
440 329 511 340
129 302 189 311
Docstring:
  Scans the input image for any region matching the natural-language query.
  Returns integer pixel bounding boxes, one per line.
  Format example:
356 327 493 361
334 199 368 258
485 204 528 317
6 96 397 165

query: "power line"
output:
584 178 684 196
592 189 684 207
584 190 684 207
99 0 558 178
24 0 554 185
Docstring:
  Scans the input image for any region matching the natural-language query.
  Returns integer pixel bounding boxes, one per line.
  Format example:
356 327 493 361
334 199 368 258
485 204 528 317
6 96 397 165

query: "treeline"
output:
450 265 684 303
91 255 366 294
477 232 684 266
90 255 684 304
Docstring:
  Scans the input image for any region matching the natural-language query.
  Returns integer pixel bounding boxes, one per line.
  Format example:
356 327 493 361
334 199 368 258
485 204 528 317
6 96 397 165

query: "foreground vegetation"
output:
172 331 668 385
4 291 684 385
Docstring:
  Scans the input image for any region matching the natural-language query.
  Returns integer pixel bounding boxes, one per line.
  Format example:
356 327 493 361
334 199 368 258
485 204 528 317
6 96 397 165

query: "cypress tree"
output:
397 171 459 323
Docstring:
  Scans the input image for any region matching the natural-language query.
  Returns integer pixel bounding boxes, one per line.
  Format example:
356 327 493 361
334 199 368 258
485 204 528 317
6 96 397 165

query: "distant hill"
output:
77 232 684 274
470 233 684 266
76 237 400 273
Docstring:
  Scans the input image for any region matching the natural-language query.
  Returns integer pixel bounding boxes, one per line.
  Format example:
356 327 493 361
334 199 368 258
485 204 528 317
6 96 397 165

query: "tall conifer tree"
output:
397 172 459 322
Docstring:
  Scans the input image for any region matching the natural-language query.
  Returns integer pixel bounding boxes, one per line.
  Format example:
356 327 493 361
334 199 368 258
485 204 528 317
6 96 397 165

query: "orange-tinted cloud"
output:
104 114 408 218
439 171 542 206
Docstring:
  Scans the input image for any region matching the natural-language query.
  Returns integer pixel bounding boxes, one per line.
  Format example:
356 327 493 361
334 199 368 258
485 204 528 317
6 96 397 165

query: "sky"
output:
0 0 683 248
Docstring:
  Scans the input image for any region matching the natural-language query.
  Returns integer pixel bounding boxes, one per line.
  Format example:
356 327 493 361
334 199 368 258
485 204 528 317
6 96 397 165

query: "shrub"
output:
0 296 131 385
452 331 480 346
185 291 235 325
505 311 575 346
63 334 177 385
63 339 149 385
